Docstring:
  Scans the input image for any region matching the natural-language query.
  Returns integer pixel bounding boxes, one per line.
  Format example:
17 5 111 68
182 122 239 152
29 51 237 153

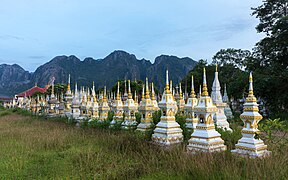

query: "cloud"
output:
0 35 24 41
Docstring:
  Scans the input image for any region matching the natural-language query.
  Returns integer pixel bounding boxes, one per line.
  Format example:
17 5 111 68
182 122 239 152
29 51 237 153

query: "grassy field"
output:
0 110 287 179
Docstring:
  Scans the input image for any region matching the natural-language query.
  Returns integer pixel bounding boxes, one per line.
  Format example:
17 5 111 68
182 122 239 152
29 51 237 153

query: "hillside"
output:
0 50 197 96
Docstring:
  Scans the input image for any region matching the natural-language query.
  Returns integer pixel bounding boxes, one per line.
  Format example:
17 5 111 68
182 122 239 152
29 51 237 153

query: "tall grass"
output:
0 113 287 179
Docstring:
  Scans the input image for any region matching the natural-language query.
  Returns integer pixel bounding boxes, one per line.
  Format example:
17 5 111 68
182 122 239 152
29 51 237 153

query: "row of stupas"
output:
10 67 234 131
8 67 270 158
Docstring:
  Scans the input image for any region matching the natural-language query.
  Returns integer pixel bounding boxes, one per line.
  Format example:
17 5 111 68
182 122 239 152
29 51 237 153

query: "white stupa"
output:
231 72 271 158
222 84 234 119
98 86 110 122
211 65 232 131
122 80 138 129
136 80 155 132
184 75 198 130
110 81 124 127
187 68 226 153
152 70 183 145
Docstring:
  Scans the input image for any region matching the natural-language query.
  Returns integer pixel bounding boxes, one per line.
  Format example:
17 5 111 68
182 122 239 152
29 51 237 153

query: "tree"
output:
212 48 252 69
251 0 288 117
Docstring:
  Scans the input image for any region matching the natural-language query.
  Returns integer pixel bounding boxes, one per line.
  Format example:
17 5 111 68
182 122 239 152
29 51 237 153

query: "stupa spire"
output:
179 82 183 97
165 69 169 91
249 72 254 96
190 75 196 98
128 80 132 99
103 86 107 101
170 80 173 93
145 77 150 99
201 68 209 96
67 74 71 92
116 81 120 100
151 82 156 100
141 84 145 100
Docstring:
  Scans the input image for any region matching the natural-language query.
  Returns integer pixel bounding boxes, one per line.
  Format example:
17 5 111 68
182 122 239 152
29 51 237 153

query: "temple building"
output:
152 70 183 145
231 72 271 158
184 75 198 130
211 65 232 131
187 68 226 153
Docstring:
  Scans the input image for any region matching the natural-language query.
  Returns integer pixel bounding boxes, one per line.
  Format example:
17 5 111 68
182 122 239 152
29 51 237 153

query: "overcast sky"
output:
0 0 264 72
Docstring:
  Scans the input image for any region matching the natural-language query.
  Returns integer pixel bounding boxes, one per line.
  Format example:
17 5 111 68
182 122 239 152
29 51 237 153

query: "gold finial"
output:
170 80 173 93
128 80 132 99
201 67 209 96
190 75 196 98
67 74 71 92
87 88 91 101
248 72 254 96
116 81 120 100
145 77 150 99
134 90 137 102
103 86 107 101
179 83 183 97
216 64 218 72
151 82 156 100
165 69 170 92
141 84 145 100
246 72 257 103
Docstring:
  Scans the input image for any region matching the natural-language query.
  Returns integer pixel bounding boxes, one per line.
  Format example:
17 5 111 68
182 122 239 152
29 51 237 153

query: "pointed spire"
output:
179 82 183 97
75 82 78 95
165 69 169 91
116 81 120 100
134 90 137 102
124 80 127 94
142 84 145 100
216 64 218 72
67 74 71 91
151 82 156 100
128 80 132 99
198 85 202 98
249 72 254 96
145 77 150 99
201 68 209 96
103 86 107 101
170 80 173 93
190 75 196 98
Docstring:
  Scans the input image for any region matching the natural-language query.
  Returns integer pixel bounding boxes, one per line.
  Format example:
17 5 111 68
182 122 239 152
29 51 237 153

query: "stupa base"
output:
136 122 154 132
187 139 226 153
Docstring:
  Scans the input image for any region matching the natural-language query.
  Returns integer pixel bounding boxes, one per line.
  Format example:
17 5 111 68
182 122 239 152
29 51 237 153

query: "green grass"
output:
0 111 287 179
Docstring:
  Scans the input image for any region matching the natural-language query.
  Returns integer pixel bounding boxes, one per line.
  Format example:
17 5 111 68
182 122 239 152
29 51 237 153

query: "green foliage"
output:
107 111 114 122
212 48 252 69
89 120 111 129
259 118 288 146
217 123 242 150
152 110 161 124
0 112 287 179
45 84 67 96
11 108 32 116
135 112 141 123
176 114 191 142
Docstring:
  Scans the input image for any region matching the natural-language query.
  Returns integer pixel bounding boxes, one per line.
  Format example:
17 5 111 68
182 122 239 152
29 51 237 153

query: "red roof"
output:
17 86 47 97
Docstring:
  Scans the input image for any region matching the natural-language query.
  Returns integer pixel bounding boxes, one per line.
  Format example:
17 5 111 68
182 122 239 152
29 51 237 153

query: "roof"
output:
16 86 47 97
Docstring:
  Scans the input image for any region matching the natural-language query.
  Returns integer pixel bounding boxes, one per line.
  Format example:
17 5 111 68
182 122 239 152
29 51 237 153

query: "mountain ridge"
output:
0 50 197 96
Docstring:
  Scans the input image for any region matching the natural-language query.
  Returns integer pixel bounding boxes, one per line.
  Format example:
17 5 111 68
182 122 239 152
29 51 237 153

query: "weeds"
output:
0 112 287 179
